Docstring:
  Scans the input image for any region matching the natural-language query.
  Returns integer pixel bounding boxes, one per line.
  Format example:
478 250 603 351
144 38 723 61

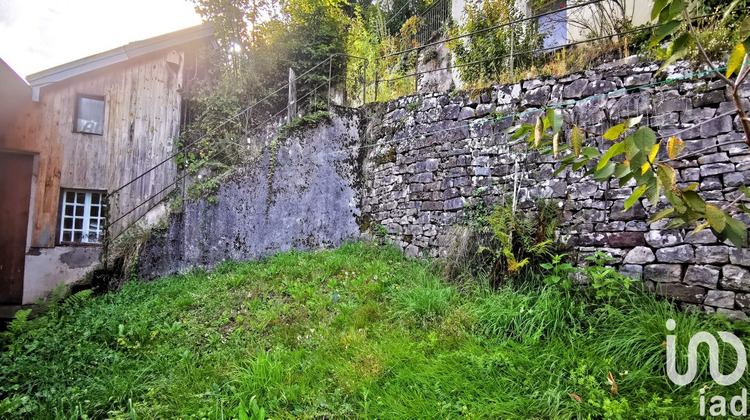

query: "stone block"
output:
700 163 735 177
721 265 750 292
645 230 683 248
563 79 588 99
620 264 643 280
730 249 750 266
623 246 655 264
704 290 736 309
716 308 748 321
684 265 720 288
655 283 706 304
694 245 729 264
656 245 694 263
644 264 683 282
607 232 645 247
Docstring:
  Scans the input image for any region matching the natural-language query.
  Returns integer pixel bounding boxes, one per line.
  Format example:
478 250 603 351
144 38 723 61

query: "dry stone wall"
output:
362 60 750 318
135 59 750 318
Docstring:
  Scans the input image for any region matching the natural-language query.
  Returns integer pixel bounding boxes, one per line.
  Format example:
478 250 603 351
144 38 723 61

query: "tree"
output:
511 0 750 247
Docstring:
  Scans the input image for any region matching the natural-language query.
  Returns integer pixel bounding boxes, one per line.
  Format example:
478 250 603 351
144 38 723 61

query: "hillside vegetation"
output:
2 242 749 418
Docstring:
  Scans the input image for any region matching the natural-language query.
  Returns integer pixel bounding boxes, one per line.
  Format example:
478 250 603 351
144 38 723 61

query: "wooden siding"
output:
1 49 187 247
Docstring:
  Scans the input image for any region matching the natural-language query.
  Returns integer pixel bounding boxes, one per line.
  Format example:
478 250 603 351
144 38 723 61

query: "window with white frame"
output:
74 95 105 135
59 190 106 244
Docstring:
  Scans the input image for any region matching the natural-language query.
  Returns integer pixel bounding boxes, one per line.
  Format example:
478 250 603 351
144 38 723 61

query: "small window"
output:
74 95 105 135
59 189 106 244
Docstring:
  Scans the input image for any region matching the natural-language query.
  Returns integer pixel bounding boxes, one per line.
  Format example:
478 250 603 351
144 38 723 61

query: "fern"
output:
6 309 32 335
61 290 93 312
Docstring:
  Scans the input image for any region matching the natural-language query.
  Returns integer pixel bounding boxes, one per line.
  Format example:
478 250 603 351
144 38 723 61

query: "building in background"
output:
0 24 216 310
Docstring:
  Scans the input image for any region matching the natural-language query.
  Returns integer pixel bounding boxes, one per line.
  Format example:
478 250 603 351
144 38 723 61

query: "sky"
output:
0 0 203 80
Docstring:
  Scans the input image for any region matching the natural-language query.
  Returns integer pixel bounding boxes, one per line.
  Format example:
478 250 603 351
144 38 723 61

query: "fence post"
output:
510 29 515 80
327 56 333 109
288 68 296 124
362 60 367 106
374 58 379 102
414 47 419 94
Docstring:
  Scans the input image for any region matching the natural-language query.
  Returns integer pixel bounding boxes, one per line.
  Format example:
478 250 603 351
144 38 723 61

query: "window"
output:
74 95 105 135
59 190 106 244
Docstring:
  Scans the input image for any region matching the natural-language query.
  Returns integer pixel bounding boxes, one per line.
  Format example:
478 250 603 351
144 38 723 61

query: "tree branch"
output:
682 10 732 86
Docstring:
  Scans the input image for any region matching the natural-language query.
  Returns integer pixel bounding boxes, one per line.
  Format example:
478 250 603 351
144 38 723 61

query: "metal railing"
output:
416 0 452 45
102 53 368 266
373 0 641 100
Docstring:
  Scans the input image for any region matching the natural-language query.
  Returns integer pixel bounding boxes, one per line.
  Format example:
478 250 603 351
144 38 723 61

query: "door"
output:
0 152 33 304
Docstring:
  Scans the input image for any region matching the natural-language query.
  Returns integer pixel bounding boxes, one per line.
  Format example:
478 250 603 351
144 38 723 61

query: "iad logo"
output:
666 319 748 416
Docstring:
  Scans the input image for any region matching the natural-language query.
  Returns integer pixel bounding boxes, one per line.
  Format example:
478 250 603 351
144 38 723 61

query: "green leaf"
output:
594 162 615 181
572 157 590 171
665 190 687 213
604 116 644 141
597 142 626 170
625 184 648 210
705 204 726 233
728 43 747 78
614 162 631 178
571 126 583 157
659 1 685 23
652 0 669 21
649 207 676 223
629 151 647 175
649 20 682 48
618 172 635 188
646 175 662 205
658 33 692 73
582 147 601 158
603 123 626 141
723 216 748 248
547 108 563 134
633 127 657 152
683 190 706 213
739 185 750 198
741 14 750 40
665 217 686 229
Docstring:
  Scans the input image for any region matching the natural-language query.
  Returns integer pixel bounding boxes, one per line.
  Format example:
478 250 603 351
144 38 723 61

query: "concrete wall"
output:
23 247 100 303
136 110 364 279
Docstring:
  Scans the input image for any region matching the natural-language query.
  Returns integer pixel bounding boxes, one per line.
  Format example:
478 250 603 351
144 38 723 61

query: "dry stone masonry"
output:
362 60 750 318
137 59 750 318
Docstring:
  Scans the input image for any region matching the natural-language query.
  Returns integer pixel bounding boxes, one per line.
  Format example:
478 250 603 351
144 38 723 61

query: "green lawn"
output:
1 242 748 419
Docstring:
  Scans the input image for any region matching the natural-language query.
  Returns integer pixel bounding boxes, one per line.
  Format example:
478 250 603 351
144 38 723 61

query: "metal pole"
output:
288 68 296 124
327 56 333 110
510 29 515 80
415 47 419 94
362 61 367 106
374 58 379 102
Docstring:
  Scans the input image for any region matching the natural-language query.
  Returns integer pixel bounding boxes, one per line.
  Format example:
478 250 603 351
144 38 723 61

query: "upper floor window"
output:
74 95 105 135
59 189 106 244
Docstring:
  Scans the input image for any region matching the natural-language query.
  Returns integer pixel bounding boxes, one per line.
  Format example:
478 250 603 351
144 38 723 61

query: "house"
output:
0 24 216 309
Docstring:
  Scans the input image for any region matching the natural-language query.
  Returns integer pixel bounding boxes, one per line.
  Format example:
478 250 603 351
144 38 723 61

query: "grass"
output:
2 241 750 419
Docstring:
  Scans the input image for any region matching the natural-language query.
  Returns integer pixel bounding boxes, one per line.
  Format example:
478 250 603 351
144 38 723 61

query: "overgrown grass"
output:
2 242 749 419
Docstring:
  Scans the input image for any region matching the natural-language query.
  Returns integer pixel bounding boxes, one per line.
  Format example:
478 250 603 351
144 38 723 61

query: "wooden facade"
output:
1 30 213 248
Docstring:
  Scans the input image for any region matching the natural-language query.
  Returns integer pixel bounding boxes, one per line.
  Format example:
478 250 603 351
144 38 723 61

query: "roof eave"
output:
26 23 215 101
